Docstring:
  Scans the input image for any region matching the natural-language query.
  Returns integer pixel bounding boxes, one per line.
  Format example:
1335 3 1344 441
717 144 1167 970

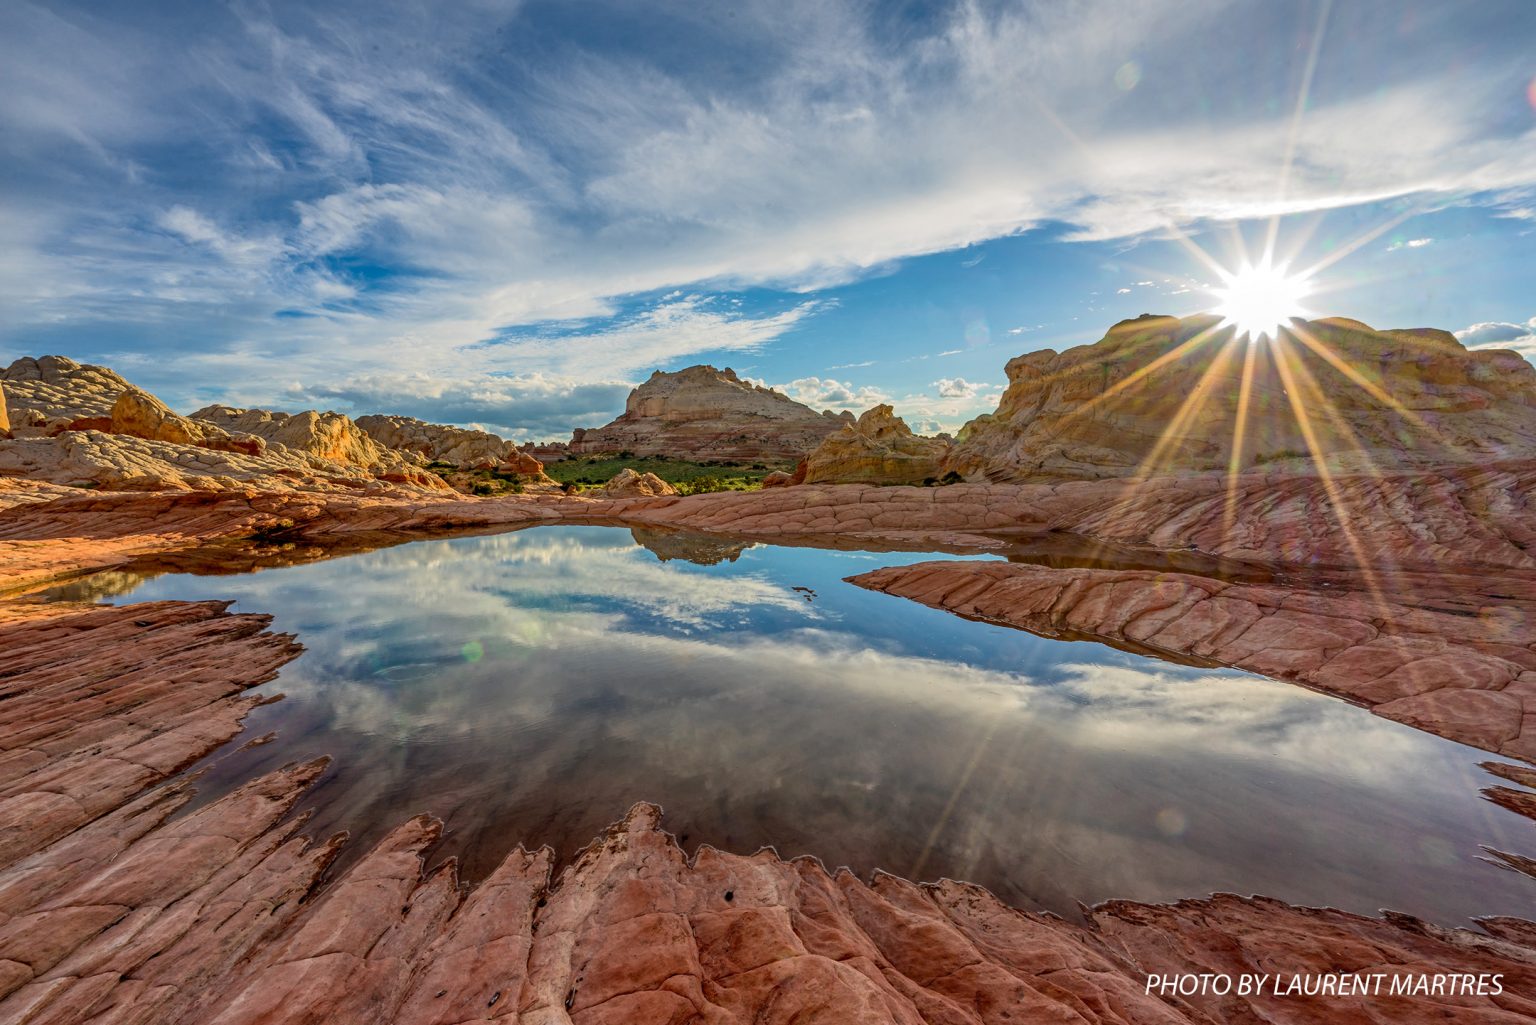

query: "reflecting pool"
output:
44 525 1535 923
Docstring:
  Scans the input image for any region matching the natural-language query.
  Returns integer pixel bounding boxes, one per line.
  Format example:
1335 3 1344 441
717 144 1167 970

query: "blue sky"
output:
2 0 1534 440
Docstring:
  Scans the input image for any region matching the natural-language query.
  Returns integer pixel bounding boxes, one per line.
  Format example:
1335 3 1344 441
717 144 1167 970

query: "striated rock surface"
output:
110 388 264 457
570 365 853 461
600 467 679 497
1 597 1532 1025
355 413 543 474
945 314 1536 482
800 404 952 485
849 560 1536 761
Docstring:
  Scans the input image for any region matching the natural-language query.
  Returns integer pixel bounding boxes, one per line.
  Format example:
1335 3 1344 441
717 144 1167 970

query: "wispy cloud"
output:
2 0 1534 432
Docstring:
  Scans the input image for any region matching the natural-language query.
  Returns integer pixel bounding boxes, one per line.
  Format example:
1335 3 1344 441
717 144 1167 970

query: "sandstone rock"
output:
190 405 387 468
569 365 852 461
0 430 448 495
0 593 1531 1025
800 403 952 484
111 388 264 456
944 314 1536 482
848 559 1536 761
0 382 8 438
354 413 541 473
1 356 133 427
761 469 794 487
601 467 678 497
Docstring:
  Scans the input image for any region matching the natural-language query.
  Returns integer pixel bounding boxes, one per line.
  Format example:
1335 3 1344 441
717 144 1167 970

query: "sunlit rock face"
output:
0 357 448 492
944 314 1536 482
1 355 133 429
799 404 952 484
569 364 854 461
191 404 390 469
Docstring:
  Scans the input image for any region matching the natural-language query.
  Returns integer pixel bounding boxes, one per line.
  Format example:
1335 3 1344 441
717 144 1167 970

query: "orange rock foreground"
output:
1 601 1534 1025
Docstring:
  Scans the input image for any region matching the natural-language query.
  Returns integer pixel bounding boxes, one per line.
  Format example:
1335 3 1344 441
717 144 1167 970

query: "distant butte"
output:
568 364 854 462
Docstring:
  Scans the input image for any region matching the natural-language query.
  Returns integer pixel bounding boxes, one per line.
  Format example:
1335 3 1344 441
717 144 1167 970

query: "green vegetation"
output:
455 468 527 496
1253 448 1310 465
542 453 794 494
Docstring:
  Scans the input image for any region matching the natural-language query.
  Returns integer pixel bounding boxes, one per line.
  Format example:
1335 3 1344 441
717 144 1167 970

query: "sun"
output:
1212 260 1312 340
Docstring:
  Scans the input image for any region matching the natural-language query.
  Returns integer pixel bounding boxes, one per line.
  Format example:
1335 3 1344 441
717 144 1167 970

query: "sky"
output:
2 0 1534 441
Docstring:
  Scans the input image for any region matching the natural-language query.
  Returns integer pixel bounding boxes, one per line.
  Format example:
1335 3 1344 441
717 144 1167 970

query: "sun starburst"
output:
1211 260 1312 341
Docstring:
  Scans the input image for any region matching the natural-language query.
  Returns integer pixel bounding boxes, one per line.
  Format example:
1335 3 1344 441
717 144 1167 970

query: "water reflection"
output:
62 526 1533 924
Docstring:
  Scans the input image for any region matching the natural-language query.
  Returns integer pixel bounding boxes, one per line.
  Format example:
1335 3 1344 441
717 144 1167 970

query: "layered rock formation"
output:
0 381 9 438
944 315 1536 482
1 599 1532 1025
354 413 543 474
569 365 853 461
799 404 952 485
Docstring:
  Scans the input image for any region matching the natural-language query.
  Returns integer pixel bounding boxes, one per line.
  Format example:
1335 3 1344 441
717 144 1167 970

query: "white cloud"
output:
1385 237 1434 251
1456 316 1536 357
778 376 889 411
934 377 979 398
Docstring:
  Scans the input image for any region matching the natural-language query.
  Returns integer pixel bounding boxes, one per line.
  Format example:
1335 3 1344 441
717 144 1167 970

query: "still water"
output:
44 525 1534 923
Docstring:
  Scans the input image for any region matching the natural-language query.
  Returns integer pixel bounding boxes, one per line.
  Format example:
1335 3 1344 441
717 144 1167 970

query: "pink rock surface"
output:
849 560 1536 761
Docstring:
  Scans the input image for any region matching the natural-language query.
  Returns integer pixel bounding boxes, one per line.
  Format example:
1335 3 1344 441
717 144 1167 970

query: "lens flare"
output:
1212 261 1312 340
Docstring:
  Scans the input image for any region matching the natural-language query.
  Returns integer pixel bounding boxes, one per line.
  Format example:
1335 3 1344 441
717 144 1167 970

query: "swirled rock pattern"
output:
0 597 1532 1025
848 560 1536 761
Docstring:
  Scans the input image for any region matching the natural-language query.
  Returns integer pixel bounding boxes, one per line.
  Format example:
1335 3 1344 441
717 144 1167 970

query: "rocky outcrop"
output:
1 355 133 431
111 387 264 456
800 404 952 484
0 431 446 493
0 597 1532 1024
191 405 388 468
354 413 543 474
945 314 1536 482
849 560 1536 761
600 467 678 497
0 381 9 438
569 365 853 461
